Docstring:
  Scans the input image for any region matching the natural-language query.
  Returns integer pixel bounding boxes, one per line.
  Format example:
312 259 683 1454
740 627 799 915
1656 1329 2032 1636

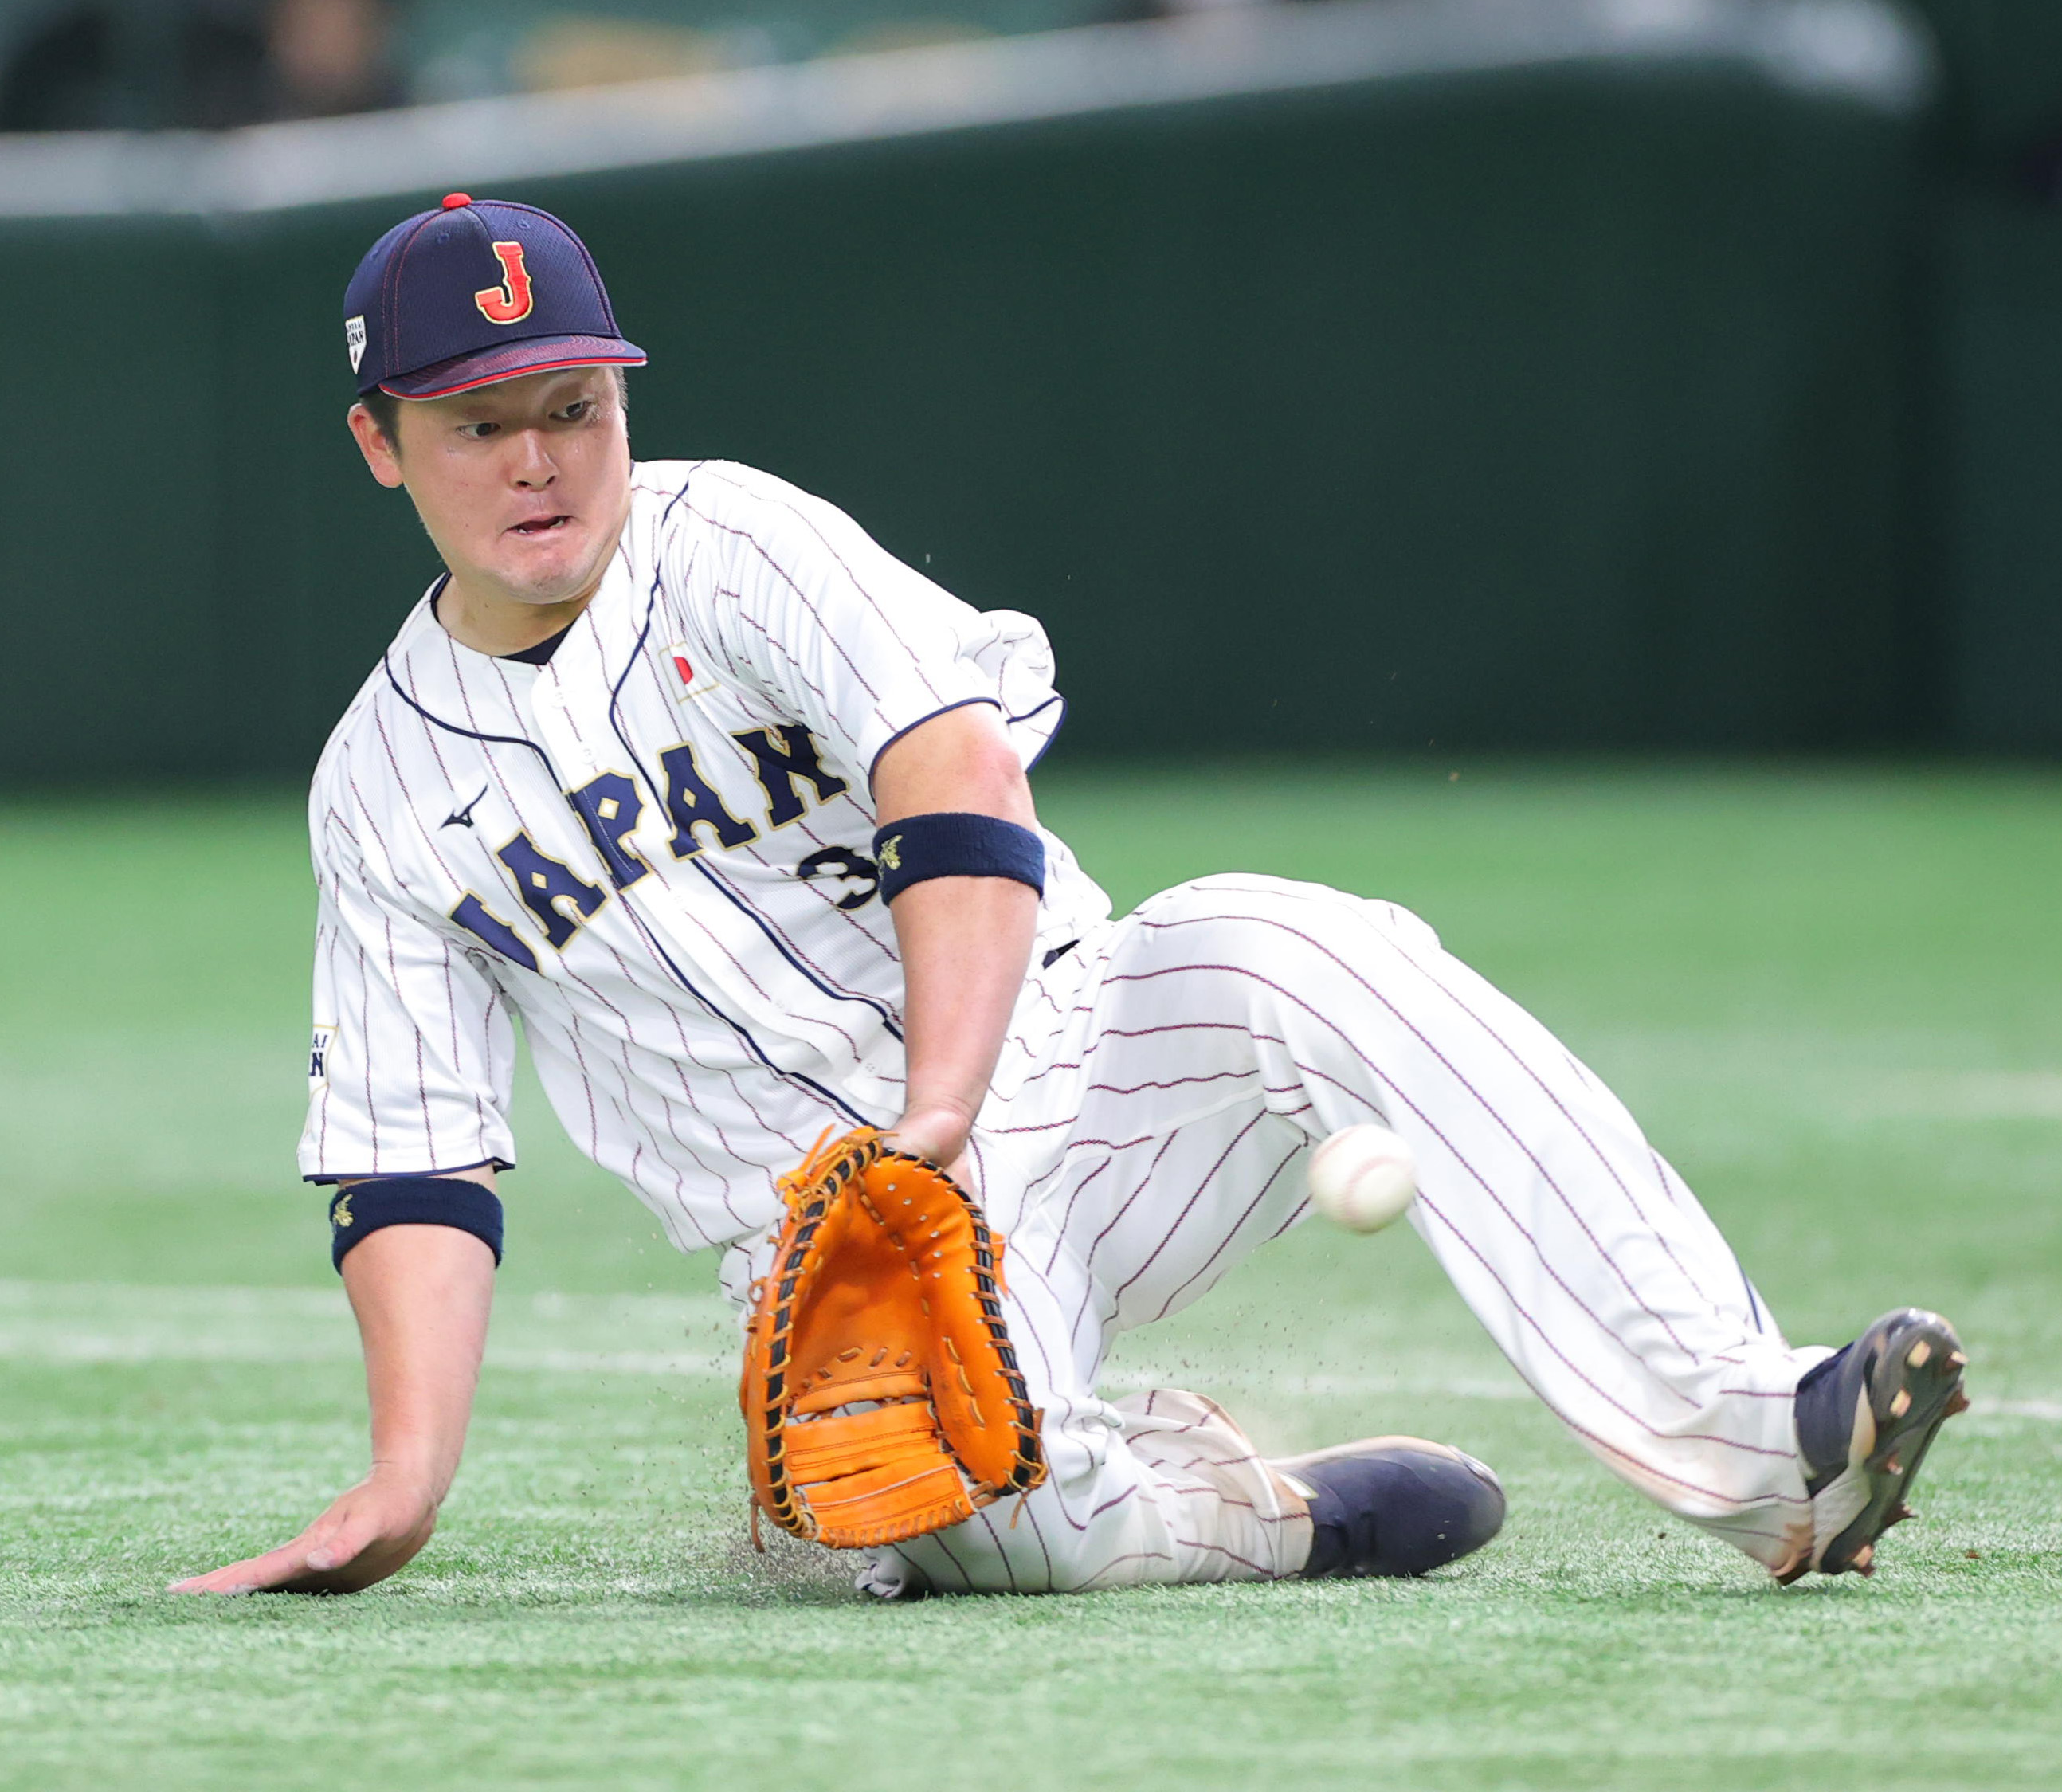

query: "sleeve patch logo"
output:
344 316 367 374
474 242 535 325
308 1024 337 1090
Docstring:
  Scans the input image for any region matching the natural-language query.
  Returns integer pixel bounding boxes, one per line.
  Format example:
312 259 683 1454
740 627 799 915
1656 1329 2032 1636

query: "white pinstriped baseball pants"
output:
781 875 1823 1594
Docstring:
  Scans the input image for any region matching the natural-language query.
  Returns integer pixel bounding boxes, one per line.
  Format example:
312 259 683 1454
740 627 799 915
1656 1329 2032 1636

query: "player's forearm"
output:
339 1222 496 1504
886 874 1040 1160
873 703 1042 1165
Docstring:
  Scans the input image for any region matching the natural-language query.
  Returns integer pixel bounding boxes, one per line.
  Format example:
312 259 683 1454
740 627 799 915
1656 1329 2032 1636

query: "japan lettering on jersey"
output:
300 461 1108 1249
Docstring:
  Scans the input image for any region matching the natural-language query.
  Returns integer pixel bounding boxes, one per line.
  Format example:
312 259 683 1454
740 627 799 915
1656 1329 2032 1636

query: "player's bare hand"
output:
884 1105 975 1179
167 1468 438 1596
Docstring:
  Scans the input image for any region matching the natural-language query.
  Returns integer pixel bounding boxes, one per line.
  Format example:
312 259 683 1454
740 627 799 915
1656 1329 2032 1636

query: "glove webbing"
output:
748 1129 1044 1549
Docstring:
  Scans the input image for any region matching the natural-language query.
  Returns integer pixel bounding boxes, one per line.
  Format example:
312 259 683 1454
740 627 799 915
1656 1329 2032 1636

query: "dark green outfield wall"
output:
0 58 1932 782
1941 197 2062 755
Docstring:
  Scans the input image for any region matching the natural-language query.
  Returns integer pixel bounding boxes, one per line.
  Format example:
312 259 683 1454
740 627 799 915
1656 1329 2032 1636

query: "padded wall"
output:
0 57 1927 782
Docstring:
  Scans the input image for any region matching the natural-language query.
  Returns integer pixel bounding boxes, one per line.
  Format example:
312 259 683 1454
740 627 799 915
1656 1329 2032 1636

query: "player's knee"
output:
1141 873 1440 963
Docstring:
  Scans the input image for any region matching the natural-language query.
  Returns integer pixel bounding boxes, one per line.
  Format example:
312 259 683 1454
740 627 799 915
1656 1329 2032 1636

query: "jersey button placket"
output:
532 667 622 899
528 669 592 782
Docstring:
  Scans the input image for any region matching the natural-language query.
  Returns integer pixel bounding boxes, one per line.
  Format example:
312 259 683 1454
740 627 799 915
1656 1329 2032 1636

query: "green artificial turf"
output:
2 762 2059 1791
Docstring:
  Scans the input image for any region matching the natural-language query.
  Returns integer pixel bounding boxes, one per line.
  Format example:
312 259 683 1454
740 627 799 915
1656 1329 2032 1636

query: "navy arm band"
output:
328 1178 504 1273
871 811 1045 904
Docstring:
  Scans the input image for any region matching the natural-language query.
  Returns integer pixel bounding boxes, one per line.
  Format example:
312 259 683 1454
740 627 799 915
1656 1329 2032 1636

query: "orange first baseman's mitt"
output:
740 1127 1046 1550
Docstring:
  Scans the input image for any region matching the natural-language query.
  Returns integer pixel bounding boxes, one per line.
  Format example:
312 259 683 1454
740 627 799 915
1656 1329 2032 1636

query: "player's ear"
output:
347 402 407 489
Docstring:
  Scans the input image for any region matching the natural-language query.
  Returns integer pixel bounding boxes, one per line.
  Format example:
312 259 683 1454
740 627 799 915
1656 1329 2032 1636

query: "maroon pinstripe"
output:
862 873 1821 1595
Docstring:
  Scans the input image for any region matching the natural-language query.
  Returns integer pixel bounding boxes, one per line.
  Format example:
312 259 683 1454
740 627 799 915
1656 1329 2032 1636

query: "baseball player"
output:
174 196 1966 1601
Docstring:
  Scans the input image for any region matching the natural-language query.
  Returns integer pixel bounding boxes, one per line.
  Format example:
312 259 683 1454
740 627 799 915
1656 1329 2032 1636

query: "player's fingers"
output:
300 1507 380 1574
167 1538 320 1595
166 1564 259 1595
167 1502 371 1593
167 1486 433 1594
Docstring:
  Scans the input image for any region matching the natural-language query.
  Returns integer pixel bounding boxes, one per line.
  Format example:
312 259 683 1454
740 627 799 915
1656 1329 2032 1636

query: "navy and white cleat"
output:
1272 1437 1506 1578
1779 1307 1970 1585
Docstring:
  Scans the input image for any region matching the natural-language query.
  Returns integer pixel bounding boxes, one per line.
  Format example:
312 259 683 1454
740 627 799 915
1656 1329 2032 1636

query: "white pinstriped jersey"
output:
300 458 1109 1249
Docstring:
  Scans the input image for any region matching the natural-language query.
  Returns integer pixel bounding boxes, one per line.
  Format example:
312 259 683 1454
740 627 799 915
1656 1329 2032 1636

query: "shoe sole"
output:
1782 1310 1969 1583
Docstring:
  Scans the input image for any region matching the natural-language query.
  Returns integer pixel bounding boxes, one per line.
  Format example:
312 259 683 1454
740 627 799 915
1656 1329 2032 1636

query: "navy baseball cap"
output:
343 193 645 399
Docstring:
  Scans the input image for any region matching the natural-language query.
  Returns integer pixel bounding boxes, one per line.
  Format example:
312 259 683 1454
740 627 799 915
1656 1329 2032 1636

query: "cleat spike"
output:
1797 1310 1970 1588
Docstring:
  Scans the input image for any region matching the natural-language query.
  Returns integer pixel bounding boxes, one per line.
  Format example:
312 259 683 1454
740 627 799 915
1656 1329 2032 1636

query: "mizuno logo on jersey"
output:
442 786 489 829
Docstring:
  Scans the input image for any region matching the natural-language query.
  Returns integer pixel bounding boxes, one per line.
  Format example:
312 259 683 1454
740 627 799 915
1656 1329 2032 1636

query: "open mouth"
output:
508 515 573 538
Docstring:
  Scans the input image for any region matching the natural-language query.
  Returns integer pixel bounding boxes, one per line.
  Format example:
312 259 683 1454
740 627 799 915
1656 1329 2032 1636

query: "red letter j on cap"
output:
475 242 535 324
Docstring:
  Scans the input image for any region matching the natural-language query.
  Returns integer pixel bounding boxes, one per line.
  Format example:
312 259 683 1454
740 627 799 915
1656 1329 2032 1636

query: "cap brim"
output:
377 334 647 399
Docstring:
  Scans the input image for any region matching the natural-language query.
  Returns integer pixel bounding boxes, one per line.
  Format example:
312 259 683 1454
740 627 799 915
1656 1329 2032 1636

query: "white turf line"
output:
0 1281 2054 1418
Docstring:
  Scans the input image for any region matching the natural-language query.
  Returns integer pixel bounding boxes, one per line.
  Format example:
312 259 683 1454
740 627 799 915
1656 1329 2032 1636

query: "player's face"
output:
350 367 633 610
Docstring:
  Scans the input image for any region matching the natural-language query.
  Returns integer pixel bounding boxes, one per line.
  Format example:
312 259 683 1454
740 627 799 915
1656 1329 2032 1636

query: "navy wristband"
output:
871 811 1045 904
329 1177 504 1272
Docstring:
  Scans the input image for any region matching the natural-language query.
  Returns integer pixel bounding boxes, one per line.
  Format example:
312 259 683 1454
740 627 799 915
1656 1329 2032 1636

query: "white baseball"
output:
1307 1123 1418 1233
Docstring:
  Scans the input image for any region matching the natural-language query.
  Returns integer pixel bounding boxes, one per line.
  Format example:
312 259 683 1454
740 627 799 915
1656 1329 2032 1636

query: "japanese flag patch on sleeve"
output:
664 641 715 700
